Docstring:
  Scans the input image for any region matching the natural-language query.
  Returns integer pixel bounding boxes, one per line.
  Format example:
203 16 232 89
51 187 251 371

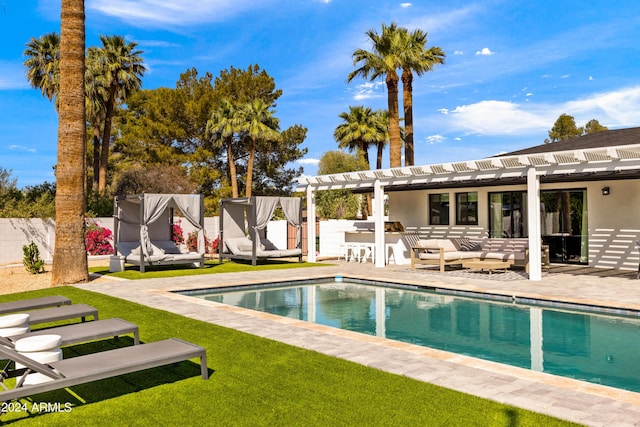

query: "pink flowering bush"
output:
172 220 185 244
85 220 114 255
186 231 219 253
210 236 220 253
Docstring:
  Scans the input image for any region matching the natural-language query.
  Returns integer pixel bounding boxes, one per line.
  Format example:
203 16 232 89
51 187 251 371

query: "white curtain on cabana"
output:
115 194 205 259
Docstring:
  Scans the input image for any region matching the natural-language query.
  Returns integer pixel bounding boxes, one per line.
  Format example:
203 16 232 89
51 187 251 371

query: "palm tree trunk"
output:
98 85 116 195
53 0 88 285
92 125 100 190
386 74 402 168
402 68 414 166
226 138 239 198
376 143 384 169
245 137 256 198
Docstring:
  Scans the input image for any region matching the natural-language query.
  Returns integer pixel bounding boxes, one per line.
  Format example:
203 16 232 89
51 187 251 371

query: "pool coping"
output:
77 265 640 426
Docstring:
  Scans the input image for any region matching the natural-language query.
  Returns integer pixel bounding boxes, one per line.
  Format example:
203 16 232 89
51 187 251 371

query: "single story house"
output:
297 127 640 281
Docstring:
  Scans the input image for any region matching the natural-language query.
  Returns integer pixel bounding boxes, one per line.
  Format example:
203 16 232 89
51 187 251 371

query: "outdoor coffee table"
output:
461 259 512 274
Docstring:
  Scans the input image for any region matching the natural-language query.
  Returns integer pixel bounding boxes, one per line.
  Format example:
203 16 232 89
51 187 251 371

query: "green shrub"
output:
23 241 45 274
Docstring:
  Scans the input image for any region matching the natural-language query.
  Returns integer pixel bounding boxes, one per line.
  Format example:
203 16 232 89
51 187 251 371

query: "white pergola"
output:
298 144 640 280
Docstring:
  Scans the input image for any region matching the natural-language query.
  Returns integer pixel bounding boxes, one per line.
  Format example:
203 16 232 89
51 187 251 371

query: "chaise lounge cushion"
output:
224 237 253 254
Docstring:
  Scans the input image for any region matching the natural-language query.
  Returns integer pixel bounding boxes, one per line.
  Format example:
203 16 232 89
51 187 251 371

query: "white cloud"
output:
444 86 640 136
298 158 321 166
454 50 464 55
475 47 494 56
9 145 37 153
351 81 385 101
87 0 275 27
438 108 449 115
426 135 446 144
400 3 412 7
0 61 29 90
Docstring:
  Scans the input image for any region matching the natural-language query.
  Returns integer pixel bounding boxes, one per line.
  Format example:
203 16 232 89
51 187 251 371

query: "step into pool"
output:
177 277 640 393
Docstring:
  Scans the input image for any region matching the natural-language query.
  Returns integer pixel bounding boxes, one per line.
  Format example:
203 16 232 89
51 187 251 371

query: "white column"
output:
375 287 386 338
373 179 385 268
306 285 317 323
530 307 544 372
526 167 542 280
306 185 317 262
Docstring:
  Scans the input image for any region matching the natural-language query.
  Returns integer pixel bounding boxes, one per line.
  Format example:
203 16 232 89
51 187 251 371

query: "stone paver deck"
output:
78 262 640 426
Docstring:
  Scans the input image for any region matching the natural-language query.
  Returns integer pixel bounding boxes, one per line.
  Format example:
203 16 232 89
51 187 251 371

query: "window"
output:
488 191 527 238
456 192 478 225
429 193 449 225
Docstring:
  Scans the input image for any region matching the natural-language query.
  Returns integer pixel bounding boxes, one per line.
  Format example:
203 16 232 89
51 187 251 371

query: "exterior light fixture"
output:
602 187 610 196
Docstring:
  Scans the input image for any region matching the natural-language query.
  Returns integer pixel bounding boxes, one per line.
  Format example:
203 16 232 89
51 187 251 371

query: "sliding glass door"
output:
540 189 587 263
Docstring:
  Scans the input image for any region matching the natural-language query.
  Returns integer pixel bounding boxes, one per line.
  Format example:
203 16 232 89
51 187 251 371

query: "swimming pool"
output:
178 277 640 393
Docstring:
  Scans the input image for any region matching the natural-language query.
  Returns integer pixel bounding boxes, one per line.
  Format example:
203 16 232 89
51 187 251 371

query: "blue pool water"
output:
179 278 640 393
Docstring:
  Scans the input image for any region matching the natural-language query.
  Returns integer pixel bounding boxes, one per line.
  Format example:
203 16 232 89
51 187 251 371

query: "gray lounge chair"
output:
0 296 71 315
0 338 208 401
24 304 98 325
0 318 139 348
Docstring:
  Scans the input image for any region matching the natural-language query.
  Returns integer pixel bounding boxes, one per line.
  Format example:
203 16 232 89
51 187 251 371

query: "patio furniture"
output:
636 240 640 279
0 317 139 348
112 194 205 273
0 337 208 401
461 259 512 274
23 304 98 325
0 296 71 315
0 305 99 338
219 197 303 266
411 238 529 272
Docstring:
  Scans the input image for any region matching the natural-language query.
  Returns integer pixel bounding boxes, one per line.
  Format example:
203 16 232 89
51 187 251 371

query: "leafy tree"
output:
334 105 387 169
205 98 243 197
24 32 60 105
315 151 368 219
349 22 404 168
212 64 282 106
94 35 146 195
252 124 308 196
238 99 280 198
584 119 608 134
545 113 583 143
53 0 88 285
398 28 445 166
113 164 196 196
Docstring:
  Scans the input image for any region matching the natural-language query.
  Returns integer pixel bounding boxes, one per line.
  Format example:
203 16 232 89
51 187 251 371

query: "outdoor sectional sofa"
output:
411 237 529 272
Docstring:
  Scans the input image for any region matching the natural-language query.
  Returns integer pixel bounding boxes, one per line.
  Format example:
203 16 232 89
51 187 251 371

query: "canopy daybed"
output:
110 193 205 273
219 196 303 266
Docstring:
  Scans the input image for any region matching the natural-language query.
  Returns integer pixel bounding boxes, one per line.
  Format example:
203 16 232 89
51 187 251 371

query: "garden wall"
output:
0 217 366 265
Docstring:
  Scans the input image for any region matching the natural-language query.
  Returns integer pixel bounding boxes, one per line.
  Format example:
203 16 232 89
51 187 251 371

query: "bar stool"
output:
359 243 375 264
385 243 398 265
340 243 361 262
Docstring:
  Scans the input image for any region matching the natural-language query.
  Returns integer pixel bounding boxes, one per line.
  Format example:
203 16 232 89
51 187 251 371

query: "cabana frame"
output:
112 193 205 273
219 196 303 266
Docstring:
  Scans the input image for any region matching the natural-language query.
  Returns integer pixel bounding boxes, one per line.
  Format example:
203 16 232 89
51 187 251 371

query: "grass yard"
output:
90 259 328 280
0 287 580 426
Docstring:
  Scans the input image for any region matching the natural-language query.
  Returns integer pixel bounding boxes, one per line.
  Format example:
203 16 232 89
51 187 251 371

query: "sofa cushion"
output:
453 237 482 251
225 237 253 254
437 239 458 252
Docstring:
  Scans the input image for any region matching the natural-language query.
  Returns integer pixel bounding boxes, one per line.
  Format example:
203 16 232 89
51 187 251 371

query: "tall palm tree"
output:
52 0 88 285
24 32 61 105
334 105 386 169
374 109 390 170
399 28 445 166
238 99 280 198
206 99 242 198
85 47 108 190
348 22 404 168
95 35 145 195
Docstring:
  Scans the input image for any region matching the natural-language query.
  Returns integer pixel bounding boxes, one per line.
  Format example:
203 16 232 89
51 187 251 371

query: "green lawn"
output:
90 259 328 280
0 288 580 426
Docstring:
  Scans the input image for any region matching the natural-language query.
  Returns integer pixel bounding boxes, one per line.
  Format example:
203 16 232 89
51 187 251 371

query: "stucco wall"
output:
0 216 220 266
387 178 640 271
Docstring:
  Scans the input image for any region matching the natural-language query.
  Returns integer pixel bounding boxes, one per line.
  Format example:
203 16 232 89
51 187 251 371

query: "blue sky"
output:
2 1 640 187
